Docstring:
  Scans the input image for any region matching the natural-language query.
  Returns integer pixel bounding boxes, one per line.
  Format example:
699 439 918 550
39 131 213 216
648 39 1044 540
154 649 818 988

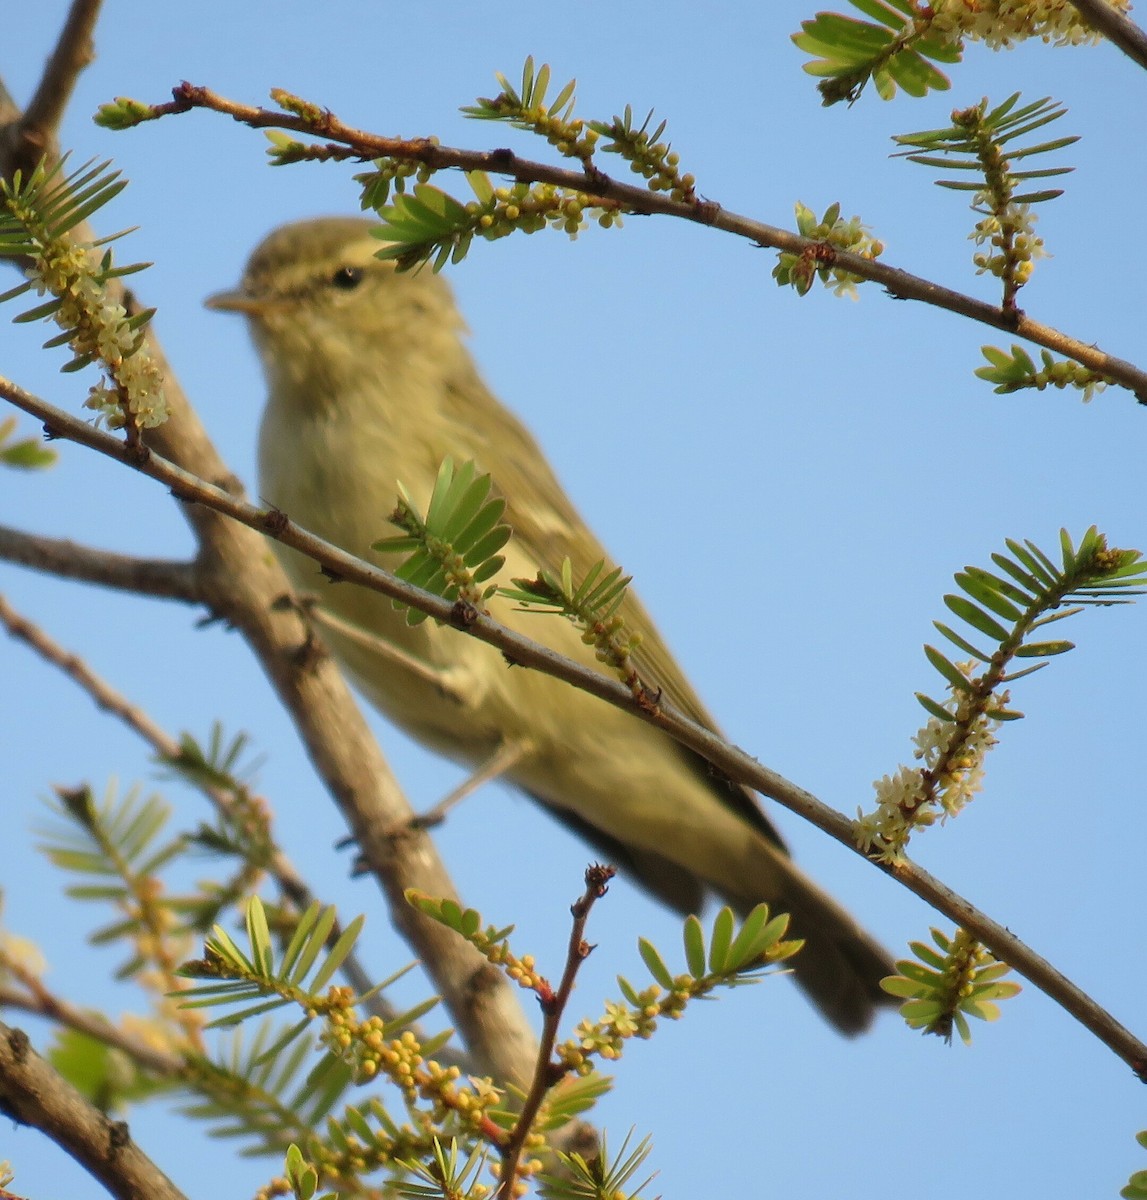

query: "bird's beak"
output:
204 287 264 316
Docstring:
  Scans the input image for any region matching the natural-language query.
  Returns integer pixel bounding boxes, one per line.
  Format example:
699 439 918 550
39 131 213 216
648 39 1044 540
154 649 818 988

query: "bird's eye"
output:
330 265 364 290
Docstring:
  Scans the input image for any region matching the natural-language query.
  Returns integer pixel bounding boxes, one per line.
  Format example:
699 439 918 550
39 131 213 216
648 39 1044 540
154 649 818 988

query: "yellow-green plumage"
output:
209 217 895 1034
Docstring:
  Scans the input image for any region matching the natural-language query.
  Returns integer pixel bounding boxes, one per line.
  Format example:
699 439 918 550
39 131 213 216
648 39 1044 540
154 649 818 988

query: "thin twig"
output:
1 589 198 751
0 965 181 1078
0 526 201 601
310 605 468 702
5 374 1144 1079
154 84 1147 401
497 865 615 1200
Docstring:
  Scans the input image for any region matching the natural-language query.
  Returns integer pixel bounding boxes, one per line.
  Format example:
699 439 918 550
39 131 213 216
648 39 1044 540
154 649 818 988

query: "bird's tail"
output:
724 852 897 1037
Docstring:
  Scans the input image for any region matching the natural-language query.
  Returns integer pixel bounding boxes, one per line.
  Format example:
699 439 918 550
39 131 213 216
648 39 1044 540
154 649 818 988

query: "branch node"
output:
695 197 722 225
7 1027 30 1063
107 1120 131 1156
260 506 289 535
450 598 480 629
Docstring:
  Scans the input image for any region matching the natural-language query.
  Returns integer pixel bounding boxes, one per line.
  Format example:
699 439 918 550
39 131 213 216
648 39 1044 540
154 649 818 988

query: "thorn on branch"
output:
450 598 480 629
260 506 289 535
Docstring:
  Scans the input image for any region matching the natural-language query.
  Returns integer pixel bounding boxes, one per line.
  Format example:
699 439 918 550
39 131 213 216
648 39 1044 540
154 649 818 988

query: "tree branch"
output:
148 84 1147 402
0 965 181 1079
497 866 614 1200
1 0 102 179
0 587 193 748
0 1019 187 1200
1069 0 1147 71
0 527 201 602
5 373 1144 1079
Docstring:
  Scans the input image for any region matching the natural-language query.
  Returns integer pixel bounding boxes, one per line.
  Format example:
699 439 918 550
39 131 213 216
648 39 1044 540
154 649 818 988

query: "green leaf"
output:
963 565 1034 608
246 897 274 976
13 296 66 324
943 594 1009 643
1014 639 1074 657
637 938 675 990
724 903 771 970
1000 662 1046 683
683 915 706 978
285 905 337 986
1005 537 1057 588
309 915 364 991
707 907 735 974
1 436 56 469
954 571 1024 622
924 645 974 693
617 975 642 1007
880 975 923 998
915 691 956 722
848 0 912 29
932 621 991 663
909 942 947 970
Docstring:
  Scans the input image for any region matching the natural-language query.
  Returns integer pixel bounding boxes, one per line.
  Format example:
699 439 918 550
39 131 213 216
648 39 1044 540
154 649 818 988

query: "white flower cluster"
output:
969 200 1048 286
929 0 1132 49
29 240 166 430
855 671 1004 863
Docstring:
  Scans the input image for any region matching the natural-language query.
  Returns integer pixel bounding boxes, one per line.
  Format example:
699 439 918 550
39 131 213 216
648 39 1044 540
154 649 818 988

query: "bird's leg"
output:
412 738 534 830
309 604 467 703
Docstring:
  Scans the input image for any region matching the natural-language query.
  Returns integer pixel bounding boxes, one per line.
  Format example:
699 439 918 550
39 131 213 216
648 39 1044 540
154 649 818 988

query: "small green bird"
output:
209 217 895 1034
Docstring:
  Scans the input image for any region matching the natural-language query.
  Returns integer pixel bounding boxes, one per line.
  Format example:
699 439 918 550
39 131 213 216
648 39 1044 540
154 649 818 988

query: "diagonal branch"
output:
2 0 103 179
0 965 181 1079
5 372 1145 1079
151 85 1147 401
1068 0 1147 71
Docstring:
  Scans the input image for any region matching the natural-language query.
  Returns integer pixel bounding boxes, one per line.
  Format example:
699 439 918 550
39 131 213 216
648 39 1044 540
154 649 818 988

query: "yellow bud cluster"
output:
483 940 546 991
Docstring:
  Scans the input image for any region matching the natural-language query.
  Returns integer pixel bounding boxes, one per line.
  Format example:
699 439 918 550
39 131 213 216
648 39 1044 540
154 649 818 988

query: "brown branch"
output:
0 527 201 602
497 866 615 1200
126 364 541 1091
153 84 1147 402
1068 0 1147 71
0 589 468 1068
5 374 1144 1080
0 1019 187 1200
0 965 181 1080
1 0 103 179
0 586 191 747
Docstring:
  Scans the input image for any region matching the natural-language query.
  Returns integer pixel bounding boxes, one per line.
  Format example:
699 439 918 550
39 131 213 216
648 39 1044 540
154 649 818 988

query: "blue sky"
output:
3 4 1146 1198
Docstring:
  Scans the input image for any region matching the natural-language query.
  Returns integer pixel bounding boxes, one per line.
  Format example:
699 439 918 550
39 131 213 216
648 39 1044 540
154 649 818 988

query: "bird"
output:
207 216 895 1034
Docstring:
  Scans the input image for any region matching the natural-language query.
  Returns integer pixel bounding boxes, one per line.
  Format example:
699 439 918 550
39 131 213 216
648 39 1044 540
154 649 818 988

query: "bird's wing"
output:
445 371 787 851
